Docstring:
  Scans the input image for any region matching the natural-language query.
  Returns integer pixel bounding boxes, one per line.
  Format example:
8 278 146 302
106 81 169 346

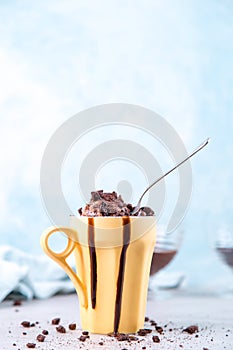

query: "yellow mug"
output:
40 216 156 334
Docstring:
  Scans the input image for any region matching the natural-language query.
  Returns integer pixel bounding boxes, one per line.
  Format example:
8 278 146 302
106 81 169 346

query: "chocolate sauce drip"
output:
88 217 97 309
114 216 131 333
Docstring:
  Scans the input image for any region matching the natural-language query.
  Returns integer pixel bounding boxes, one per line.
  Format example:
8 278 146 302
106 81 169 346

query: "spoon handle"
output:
133 137 210 214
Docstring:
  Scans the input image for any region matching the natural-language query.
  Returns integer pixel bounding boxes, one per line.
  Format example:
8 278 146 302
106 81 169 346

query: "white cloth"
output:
0 245 75 302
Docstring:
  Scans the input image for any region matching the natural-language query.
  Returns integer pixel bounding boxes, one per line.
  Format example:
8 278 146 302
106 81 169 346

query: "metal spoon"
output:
131 138 210 215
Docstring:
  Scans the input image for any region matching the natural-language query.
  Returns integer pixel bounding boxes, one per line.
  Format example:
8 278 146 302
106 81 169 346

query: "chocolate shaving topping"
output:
26 343 36 348
21 321 31 328
42 330 49 335
79 190 154 217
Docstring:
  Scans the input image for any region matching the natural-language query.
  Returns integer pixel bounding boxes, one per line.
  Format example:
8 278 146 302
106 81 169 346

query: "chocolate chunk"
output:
21 321 31 328
116 333 129 341
26 344 36 348
68 323 76 330
56 325 66 333
137 329 152 336
152 335 160 343
182 325 199 334
42 330 49 335
128 335 138 341
107 332 117 337
79 335 89 342
51 318 60 325
155 326 163 334
36 334 45 342
138 207 154 216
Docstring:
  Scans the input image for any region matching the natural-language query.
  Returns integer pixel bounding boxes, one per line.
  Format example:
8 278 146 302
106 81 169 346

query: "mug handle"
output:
40 226 87 308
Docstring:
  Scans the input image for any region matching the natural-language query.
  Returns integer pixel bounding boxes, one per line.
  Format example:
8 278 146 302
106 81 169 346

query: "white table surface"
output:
0 292 232 350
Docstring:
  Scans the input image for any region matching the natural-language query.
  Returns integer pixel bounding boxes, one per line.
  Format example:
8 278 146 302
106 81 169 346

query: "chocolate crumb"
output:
128 336 139 341
137 329 152 336
13 344 16 346
142 347 146 349
150 321 157 326
203 348 209 350
56 325 66 333
99 342 104 345
116 333 128 341
36 334 45 342
22 332 27 335
107 332 116 337
30 323 35 327
145 317 149 322
79 335 89 342
182 325 199 334
21 321 31 328
13 300 22 306
82 330 89 335
42 330 49 335
52 318 60 325
26 344 36 348
152 335 160 343
68 323 76 330
155 326 163 334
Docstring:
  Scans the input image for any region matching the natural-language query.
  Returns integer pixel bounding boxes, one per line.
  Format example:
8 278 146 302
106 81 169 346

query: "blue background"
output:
0 0 232 292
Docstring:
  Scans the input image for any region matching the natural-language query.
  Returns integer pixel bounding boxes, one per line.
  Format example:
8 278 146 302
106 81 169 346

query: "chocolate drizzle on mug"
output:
114 216 131 333
88 217 97 309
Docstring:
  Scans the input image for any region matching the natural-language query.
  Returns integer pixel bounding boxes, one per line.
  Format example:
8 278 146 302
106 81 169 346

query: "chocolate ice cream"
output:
78 190 154 217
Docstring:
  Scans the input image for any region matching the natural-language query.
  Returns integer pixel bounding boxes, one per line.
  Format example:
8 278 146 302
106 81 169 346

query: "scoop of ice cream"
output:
78 190 154 217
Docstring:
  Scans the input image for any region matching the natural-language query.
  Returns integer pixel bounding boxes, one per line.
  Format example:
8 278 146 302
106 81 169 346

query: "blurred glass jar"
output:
150 225 182 276
215 225 233 270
